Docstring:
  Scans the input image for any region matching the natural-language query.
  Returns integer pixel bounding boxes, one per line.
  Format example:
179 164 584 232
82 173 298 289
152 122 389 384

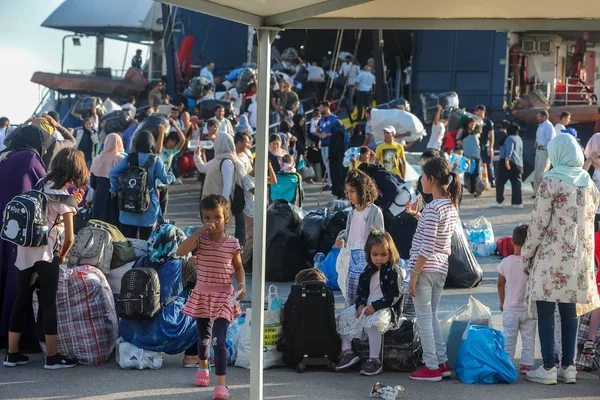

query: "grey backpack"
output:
68 227 114 275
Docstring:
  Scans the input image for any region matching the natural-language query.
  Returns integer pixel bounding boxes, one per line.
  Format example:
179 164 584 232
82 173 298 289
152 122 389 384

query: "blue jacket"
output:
109 153 174 227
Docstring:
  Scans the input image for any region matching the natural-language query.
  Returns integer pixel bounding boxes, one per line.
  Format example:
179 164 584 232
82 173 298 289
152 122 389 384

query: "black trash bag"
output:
266 200 302 245
385 211 419 260
352 319 423 372
358 164 403 211
266 230 308 282
238 68 257 94
76 96 105 118
320 210 348 255
447 109 483 133
420 93 438 124
445 225 483 288
327 199 351 213
188 76 212 99
463 173 486 197
129 114 169 153
437 91 459 110
298 208 329 261
196 99 236 121
100 110 131 134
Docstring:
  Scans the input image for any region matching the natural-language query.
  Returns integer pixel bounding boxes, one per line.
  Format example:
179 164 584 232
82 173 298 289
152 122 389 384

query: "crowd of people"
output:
2 55 600 398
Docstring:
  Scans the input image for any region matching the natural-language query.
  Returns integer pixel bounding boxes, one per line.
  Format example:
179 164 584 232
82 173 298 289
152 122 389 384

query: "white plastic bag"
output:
371 109 427 144
307 66 325 83
466 216 496 257
441 296 492 341
235 286 284 369
116 338 163 370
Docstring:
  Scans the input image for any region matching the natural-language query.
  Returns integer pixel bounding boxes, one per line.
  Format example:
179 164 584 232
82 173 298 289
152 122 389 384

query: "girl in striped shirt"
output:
178 194 246 400
405 157 459 382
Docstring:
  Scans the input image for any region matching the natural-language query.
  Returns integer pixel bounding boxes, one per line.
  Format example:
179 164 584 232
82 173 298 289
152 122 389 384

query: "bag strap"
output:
161 295 178 308
141 154 157 170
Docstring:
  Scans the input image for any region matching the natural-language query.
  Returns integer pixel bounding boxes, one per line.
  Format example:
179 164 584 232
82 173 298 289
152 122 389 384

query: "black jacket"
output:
355 261 403 323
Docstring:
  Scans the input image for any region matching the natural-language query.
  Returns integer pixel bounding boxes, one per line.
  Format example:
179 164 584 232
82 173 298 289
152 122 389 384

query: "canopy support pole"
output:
250 26 277 400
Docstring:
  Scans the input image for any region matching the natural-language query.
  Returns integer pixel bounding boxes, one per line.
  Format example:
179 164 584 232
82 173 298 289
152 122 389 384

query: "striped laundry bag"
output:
33 265 119 365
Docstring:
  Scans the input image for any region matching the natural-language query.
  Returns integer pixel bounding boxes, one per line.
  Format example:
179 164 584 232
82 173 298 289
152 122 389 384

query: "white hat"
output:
383 125 396 134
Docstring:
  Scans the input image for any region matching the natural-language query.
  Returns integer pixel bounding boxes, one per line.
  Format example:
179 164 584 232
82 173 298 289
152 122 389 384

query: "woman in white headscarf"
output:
193 133 246 202
523 133 600 385
89 133 125 225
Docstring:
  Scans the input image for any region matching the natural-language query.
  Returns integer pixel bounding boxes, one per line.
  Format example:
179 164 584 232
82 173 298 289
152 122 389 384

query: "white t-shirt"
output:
347 207 368 248
554 123 566 136
427 123 445 150
497 255 528 312
248 102 257 129
339 62 361 85
355 71 376 92
309 118 320 134
237 152 253 174
229 88 243 115
15 183 78 270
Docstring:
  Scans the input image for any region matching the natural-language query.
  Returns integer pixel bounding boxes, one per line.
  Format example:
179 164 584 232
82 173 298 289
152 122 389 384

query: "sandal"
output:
195 365 210 387
212 385 230 400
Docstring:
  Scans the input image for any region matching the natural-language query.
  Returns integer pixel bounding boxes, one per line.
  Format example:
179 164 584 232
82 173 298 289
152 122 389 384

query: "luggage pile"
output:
188 76 212 99
129 113 170 152
371 109 427 143
75 96 106 118
100 110 132 134
420 91 459 123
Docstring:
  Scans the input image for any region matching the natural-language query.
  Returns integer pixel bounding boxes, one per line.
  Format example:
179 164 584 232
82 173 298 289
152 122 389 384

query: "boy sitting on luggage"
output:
295 268 326 285
376 126 406 181
335 230 403 376
497 224 535 374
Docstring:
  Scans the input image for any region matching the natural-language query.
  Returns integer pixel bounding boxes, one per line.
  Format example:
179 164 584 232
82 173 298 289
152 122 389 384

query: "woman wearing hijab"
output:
89 133 125 226
0 126 55 347
523 134 600 385
290 114 307 165
194 133 246 202
109 131 175 240
119 224 199 366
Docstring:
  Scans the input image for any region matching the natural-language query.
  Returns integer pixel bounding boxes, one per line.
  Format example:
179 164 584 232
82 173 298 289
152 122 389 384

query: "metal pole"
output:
95 34 105 69
61 35 70 74
250 27 274 400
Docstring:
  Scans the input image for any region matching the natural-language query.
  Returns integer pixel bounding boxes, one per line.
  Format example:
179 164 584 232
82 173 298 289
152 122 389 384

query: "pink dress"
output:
182 233 241 322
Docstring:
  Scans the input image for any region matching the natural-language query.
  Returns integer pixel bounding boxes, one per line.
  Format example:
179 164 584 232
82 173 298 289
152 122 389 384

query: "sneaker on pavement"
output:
3 352 29 367
44 354 77 370
360 358 383 376
512 204 524 209
519 365 532 374
212 385 230 400
489 202 503 208
526 365 557 385
582 340 596 357
439 362 452 378
557 365 577 384
409 366 442 382
335 350 360 371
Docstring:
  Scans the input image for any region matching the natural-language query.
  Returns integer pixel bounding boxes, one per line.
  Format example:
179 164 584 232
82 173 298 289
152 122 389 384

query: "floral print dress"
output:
522 176 600 318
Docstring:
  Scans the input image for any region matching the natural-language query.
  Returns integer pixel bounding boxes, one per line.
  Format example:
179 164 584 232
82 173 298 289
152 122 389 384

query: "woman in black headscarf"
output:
290 114 307 165
0 126 56 346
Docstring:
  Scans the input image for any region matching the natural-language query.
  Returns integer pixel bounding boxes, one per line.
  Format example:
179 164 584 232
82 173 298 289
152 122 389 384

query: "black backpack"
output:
219 159 245 215
1 179 79 247
117 259 178 320
265 230 308 282
278 281 341 369
118 153 156 213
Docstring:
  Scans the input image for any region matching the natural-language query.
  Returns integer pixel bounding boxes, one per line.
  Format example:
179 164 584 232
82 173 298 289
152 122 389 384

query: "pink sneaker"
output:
409 366 442 382
520 365 532 374
439 362 452 378
212 385 230 400
195 368 210 387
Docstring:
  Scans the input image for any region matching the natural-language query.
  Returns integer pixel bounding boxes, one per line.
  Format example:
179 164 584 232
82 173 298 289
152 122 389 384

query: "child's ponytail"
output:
422 157 461 209
447 171 462 208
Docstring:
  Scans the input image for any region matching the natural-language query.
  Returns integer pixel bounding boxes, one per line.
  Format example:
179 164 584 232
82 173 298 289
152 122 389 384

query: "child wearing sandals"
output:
178 195 246 400
335 231 403 376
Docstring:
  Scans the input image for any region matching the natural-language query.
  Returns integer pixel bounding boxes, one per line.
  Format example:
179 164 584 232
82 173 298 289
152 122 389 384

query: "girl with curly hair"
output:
335 169 384 306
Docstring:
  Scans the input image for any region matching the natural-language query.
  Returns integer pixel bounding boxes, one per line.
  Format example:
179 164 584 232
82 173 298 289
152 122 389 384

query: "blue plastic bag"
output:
318 248 340 290
455 323 517 384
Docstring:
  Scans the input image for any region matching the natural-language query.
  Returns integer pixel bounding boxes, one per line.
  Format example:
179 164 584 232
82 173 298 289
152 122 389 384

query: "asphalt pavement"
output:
3 168 600 400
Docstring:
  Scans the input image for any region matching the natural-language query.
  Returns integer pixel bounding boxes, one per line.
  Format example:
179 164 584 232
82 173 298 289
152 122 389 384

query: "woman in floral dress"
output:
522 133 600 385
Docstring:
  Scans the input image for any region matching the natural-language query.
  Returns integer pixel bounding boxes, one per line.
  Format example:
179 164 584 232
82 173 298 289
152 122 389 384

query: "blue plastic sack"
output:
318 247 340 290
455 323 517 384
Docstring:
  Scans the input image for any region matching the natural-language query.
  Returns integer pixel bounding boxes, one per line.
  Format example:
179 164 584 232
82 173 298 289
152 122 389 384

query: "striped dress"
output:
182 233 241 322
408 199 458 275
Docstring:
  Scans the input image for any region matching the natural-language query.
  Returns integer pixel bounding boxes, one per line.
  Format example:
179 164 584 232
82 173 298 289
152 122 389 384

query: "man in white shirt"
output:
339 56 360 111
202 105 234 136
534 110 556 194
353 66 376 121
158 95 174 116
200 61 215 82
0 117 9 152
228 79 243 115
427 104 446 151
121 96 137 119
554 111 571 136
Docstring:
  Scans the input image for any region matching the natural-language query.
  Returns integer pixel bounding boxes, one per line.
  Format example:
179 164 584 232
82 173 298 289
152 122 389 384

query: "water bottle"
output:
313 252 325 270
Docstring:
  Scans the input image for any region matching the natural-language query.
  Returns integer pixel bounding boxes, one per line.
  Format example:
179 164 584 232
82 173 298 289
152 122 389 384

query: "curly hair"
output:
345 169 378 207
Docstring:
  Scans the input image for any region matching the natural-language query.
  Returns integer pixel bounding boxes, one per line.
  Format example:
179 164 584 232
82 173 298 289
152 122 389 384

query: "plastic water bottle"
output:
313 252 325 270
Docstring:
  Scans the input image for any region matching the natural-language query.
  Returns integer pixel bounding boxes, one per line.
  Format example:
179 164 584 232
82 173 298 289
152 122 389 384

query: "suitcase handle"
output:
301 281 327 297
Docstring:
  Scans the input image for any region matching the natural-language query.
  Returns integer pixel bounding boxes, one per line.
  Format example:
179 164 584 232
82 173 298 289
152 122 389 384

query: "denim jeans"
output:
413 272 447 370
320 146 331 186
536 301 578 369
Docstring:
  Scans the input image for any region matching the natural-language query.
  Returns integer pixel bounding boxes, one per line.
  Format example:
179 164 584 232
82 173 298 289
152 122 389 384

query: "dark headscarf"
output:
0 125 55 168
280 121 291 134
133 130 156 154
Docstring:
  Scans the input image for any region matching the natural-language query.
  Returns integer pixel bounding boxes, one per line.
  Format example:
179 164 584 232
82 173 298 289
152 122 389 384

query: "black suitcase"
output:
278 281 341 372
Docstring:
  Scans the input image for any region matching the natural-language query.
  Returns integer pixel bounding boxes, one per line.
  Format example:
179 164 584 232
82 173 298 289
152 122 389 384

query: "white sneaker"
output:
526 365 557 385
489 202 503 208
557 365 577 384
512 204 524 209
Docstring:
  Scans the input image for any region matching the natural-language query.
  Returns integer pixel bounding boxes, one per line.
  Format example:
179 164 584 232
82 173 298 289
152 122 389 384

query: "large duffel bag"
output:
100 110 131 134
76 96 105 118
129 114 170 153
298 208 328 261
320 210 348 255
34 265 118 365
266 200 303 245
352 319 422 372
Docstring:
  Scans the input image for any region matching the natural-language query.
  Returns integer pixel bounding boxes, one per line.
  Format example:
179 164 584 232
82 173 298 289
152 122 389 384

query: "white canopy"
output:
155 1 600 399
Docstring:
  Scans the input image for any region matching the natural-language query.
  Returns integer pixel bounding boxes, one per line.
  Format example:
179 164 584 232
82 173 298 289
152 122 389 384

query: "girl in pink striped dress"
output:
178 194 246 400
